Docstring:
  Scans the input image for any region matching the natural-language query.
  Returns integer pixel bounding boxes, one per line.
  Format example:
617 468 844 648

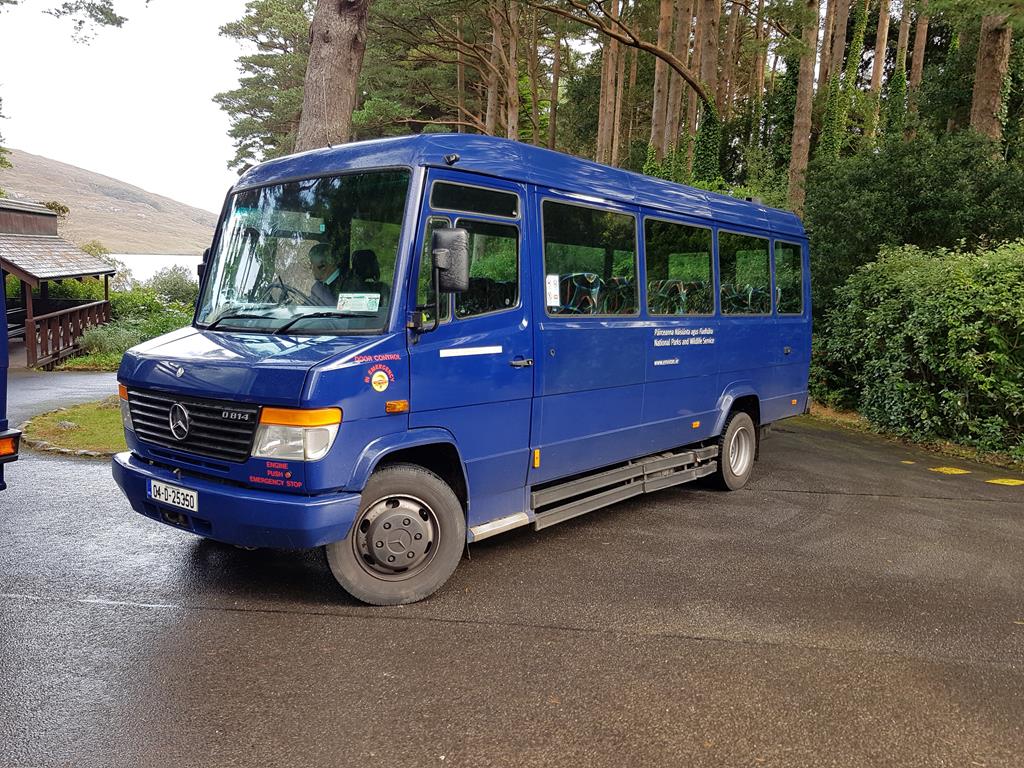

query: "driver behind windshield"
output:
309 243 345 306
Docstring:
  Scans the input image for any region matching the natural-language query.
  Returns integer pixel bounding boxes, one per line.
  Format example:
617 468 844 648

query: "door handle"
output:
783 346 792 356
510 358 534 368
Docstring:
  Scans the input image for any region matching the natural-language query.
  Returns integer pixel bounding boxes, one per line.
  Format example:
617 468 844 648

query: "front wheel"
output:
326 463 465 605
713 411 757 491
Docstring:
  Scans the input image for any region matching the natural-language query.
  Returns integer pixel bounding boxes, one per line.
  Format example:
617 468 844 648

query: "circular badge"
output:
371 370 390 392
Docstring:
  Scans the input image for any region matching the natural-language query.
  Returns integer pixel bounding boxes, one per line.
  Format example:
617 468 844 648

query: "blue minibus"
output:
112 134 810 604
1 280 21 489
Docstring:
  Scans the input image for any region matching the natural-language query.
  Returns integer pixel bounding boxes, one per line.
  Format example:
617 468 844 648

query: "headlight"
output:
118 384 134 432
252 407 342 462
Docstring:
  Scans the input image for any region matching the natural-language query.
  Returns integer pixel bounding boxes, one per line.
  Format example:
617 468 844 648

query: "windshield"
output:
197 169 411 335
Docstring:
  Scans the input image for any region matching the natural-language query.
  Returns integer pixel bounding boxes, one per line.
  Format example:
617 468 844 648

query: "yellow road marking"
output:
929 466 972 475
987 478 1024 487
900 460 916 465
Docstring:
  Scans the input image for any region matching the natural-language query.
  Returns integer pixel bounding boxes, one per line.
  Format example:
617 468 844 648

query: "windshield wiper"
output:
204 312 277 331
275 311 368 335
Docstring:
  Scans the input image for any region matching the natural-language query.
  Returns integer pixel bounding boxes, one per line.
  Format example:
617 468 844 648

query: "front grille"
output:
128 388 260 464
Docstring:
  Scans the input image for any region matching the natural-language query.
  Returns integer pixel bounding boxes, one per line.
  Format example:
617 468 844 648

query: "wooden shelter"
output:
1 199 114 367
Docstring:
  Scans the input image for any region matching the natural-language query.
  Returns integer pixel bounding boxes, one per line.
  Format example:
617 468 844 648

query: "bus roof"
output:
237 133 806 239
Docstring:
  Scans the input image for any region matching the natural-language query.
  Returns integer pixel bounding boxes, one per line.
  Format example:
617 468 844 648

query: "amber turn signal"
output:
0 436 17 457
385 400 409 414
118 384 128 400
260 407 342 427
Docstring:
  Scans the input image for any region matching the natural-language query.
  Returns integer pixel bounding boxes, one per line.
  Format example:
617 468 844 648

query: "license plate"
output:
148 480 198 513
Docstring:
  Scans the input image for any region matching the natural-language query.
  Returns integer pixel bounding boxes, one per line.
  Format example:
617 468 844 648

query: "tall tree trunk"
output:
828 0 852 83
751 0 766 96
485 18 502 136
548 28 561 150
625 41 639 151
909 2 929 89
749 0 766 144
720 1 742 117
456 16 466 134
698 0 721 102
528 10 542 145
664 0 694 156
505 3 520 140
788 0 820 214
686 6 703 169
870 0 889 93
596 31 616 161
611 36 627 166
819 0 837 86
970 14 1012 141
294 0 373 151
896 2 911 71
649 0 674 158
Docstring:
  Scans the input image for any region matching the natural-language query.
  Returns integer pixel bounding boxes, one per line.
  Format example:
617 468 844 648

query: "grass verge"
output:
25 397 127 455
57 352 123 372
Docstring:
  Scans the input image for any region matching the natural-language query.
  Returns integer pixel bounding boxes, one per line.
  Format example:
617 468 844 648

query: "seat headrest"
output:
351 249 379 281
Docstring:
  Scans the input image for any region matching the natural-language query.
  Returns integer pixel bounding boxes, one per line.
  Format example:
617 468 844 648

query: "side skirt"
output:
530 445 719 531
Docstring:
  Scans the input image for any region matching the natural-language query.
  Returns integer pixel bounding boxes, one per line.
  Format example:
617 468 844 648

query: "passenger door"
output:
530 193 648 484
771 239 811 418
641 215 721 448
714 228 778 421
406 172 534 527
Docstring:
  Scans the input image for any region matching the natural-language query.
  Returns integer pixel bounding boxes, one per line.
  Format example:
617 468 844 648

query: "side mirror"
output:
197 247 210 283
431 228 469 294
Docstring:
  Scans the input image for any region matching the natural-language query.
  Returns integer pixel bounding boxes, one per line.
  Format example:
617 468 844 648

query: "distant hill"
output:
0 148 217 254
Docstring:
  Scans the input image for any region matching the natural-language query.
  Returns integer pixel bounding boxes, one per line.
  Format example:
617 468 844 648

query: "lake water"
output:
111 253 203 283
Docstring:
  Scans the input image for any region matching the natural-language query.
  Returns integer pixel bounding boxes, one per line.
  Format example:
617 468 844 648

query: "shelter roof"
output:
0 233 115 286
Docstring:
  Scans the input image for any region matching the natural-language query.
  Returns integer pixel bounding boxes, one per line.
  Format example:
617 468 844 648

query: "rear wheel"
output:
713 411 757 491
326 463 465 605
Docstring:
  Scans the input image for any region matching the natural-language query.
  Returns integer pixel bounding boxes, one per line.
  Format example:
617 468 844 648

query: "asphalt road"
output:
1 382 1022 767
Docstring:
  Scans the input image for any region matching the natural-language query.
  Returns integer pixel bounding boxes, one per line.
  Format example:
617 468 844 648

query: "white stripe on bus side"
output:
438 346 503 358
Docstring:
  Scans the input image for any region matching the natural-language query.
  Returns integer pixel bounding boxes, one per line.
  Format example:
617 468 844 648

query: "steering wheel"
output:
255 274 315 306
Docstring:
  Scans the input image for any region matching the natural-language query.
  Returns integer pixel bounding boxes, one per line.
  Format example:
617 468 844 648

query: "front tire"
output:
326 463 465 605
713 411 757 491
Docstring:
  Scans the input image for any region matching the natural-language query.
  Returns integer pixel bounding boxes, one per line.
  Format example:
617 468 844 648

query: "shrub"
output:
812 242 1024 459
109 289 167 319
805 131 1024 314
78 308 191 357
145 265 199 306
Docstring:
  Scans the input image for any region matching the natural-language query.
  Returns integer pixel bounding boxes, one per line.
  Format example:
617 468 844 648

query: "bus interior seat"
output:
557 272 602 314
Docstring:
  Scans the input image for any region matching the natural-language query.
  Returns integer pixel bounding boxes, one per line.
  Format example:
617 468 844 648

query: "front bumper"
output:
112 451 361 549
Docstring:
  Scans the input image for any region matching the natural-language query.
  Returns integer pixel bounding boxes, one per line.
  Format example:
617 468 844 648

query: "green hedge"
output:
811 242 1024 459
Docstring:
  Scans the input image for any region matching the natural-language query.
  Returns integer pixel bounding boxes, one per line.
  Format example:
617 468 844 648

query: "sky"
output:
0 0 250 213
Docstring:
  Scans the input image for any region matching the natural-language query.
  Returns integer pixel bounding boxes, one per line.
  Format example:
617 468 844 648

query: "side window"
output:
416 216 451 323
718 231 771 315
774 241 804 315
431 182 519 219
644 218 714 316
542 200 637 316
454 219 519 319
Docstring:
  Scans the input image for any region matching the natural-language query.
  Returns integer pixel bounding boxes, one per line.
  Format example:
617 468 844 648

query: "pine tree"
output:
215 0 314 171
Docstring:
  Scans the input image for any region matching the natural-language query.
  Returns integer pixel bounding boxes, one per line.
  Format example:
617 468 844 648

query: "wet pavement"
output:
1 394 1023 766
5 369 117 426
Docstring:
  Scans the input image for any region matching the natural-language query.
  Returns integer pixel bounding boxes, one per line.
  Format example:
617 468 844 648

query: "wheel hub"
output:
355 495 436 576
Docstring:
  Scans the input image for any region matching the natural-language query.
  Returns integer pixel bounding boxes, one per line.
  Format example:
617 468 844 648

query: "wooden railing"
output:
27 300 111 368
6 308 25 341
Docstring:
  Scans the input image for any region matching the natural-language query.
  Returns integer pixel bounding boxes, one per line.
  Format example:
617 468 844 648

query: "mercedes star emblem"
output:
168 403 191 441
